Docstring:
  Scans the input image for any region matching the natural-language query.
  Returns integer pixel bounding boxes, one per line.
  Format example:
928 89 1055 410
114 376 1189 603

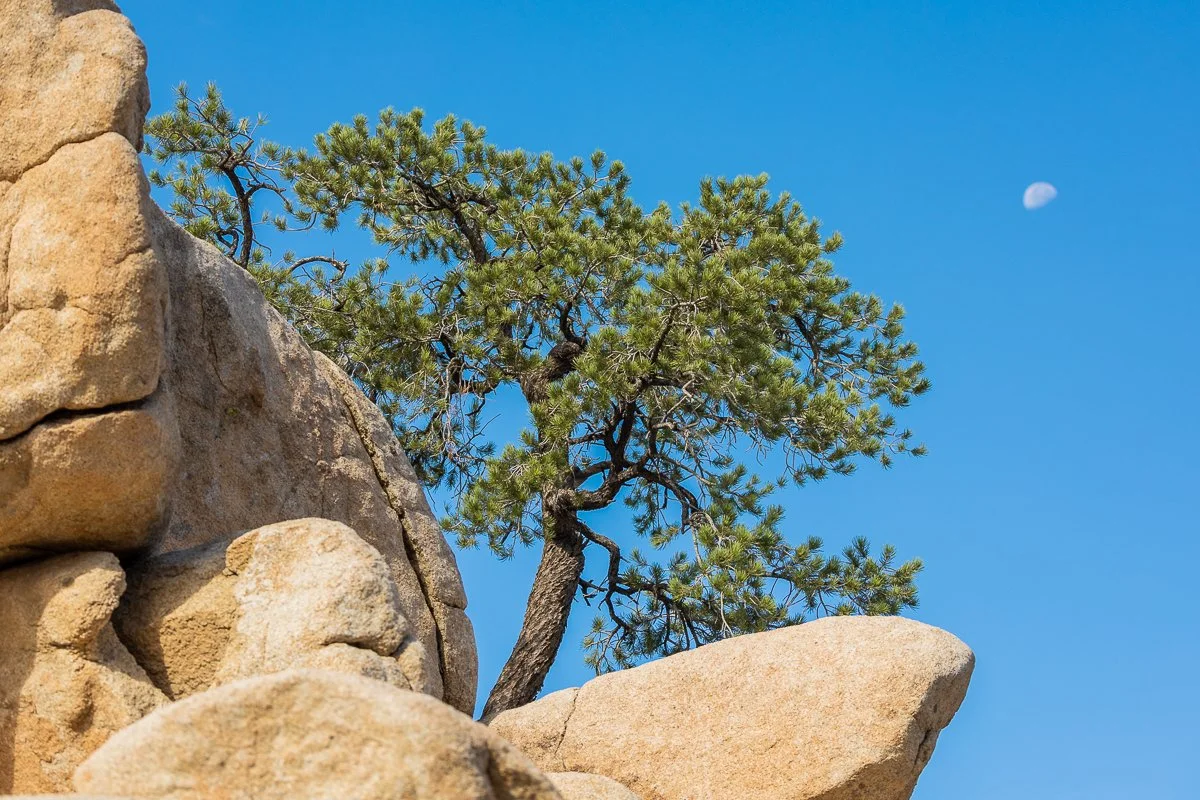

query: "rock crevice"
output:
0 552 168 793
325 364 448 671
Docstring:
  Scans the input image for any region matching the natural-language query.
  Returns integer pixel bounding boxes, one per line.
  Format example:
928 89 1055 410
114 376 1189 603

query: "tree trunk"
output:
480 501 585 722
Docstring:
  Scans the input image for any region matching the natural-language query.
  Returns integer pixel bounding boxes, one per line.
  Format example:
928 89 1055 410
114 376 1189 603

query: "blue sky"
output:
120 1 1199 797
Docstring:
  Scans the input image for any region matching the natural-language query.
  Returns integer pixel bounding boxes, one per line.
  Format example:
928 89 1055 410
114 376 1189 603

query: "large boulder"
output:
114 518 438 699
0 0 476 712
0 396 175 563
490 617 974 800
75 669 562 800
0 132 167 442
0 553 168 794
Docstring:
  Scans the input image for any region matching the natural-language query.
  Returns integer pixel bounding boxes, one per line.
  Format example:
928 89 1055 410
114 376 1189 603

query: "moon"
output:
1023 182 1058 210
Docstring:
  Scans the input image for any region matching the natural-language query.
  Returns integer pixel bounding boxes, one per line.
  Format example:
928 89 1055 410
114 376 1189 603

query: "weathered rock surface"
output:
75 669 562 800
0 133 167 443
0 0 147 184
0 0 477 711
490 617 974 800
0 553 167 794
148 211 476 710
548 773 641 800
319 353 479 711
0 0 172 564
114 518 436 699
0 396 175 564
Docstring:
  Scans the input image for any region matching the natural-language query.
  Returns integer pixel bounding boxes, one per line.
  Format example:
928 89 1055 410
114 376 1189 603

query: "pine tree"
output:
146 87 929 720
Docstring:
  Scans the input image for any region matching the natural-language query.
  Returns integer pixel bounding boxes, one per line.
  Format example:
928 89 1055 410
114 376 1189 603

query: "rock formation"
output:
147 211 476 711
0 553 167 793
114 519 436 699
0 0 475 714
490 617 974 800
0 0 172 562
0 1 976 798
74 670 561 800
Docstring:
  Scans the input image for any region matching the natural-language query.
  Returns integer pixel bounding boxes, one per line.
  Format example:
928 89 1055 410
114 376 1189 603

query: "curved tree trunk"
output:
480 502 585 722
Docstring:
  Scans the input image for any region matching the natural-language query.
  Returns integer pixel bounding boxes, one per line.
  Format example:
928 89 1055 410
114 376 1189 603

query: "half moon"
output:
1023 182 1058 210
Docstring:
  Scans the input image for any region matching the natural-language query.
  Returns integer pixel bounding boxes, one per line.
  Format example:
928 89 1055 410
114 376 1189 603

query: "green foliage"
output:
145 91 930 675
144 82 287 270
144 83 371 366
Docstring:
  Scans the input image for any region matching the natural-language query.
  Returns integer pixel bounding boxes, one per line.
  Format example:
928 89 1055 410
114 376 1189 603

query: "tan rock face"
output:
0 134 167 441
0 397 175 563
548 773 641 800
490 617 974 800
0 0 172 564
147 213 476 711
114 518 438 699
0 0 477 711
0 552 168 794
0 0 148 183
75 669 562 800
320 356 478 711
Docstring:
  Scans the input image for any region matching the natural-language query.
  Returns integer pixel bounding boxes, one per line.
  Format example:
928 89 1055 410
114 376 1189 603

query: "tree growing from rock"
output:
144 83 286 271
143 83 352 342
146 85 929 720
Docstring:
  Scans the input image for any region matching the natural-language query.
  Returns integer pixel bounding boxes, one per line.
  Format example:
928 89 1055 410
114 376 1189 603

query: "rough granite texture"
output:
0 396 176 563
75 670 563 800
0 133 167 442
114 518 436 700
147 210 476 711
0 552 167 794
490 617 974 800
0 0 147 184
0 0 171 561
548 772 642 800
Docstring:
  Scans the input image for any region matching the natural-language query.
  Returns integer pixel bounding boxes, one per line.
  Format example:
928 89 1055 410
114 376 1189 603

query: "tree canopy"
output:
145 83 930 719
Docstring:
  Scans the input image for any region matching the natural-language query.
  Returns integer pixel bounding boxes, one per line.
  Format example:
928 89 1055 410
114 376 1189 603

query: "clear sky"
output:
119 1 1199 797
